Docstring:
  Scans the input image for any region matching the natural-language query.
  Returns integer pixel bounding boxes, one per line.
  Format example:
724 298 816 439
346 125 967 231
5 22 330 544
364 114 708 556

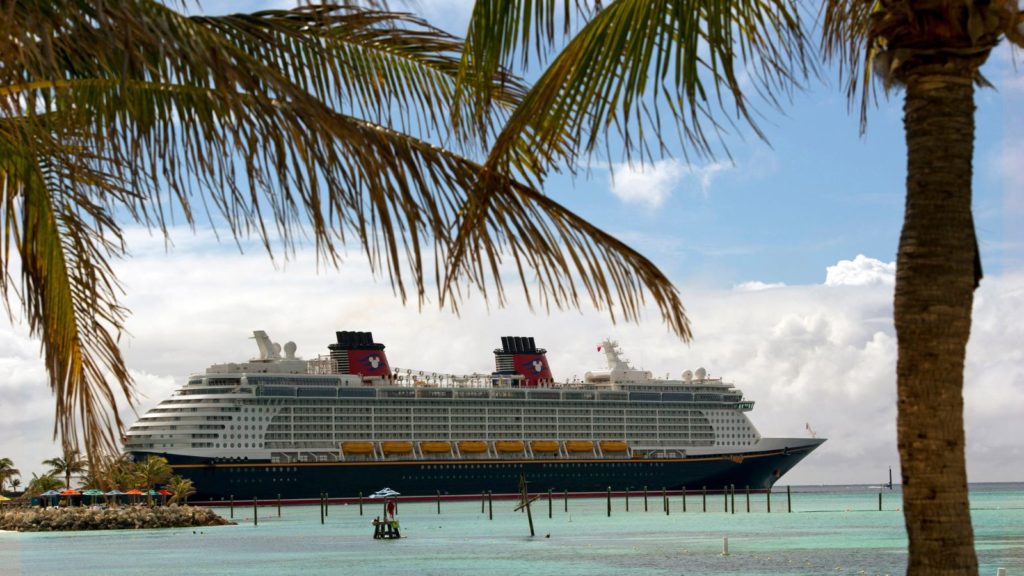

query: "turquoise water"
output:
2 484 1021 576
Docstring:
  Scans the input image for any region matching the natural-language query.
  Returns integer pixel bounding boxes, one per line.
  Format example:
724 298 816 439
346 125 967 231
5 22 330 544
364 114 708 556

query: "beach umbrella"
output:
82 489 105 505
40 489 61 497
157 489 172 505
125 489 144 504
0 495 10 502
105 489 126 507
59 488 80 496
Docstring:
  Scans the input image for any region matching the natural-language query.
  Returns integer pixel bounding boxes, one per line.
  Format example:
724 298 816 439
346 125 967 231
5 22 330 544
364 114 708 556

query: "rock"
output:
0 506 234 532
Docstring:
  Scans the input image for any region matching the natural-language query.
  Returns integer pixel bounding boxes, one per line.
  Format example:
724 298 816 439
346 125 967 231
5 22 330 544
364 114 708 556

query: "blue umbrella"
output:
105 489 126 506
38 489 61 507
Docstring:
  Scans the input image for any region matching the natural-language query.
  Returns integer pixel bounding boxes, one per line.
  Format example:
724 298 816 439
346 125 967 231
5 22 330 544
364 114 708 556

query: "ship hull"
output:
134 442 820 503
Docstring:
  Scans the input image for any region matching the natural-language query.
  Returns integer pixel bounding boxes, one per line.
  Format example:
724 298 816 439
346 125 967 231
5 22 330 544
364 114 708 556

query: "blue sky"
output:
1 1 1021 486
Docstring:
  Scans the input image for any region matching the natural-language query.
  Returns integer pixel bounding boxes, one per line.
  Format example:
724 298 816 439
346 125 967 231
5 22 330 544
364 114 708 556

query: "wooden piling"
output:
625 487 630 512
359 492 363 516
767 489 772 513
253 497 258 527
723 485 728 513
320 493 324 524
746 486 750 513
488 490 493 520
437 490 441 514
482 491 486 514
548 489 553 518
644 485 649 512
325 492 329 517
702 486 707 512
731 485 735 515
664 488 669 516
607 486 611 517
229 495 234 519
277 494 281 518
682 486 687 513
878 492 882 511
526 495 535 537
564 489 568 513
787 485 792 513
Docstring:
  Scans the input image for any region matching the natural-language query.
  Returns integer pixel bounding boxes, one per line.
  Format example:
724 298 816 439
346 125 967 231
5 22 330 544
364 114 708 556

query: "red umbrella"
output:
59 489 80 496
157 489 172 496
124 489 144 495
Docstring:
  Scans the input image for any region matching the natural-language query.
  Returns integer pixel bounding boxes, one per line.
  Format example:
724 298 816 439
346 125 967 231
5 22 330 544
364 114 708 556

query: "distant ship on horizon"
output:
124 330 824 502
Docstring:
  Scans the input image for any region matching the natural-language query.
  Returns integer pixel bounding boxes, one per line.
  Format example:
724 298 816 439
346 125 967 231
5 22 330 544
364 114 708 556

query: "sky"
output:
1 1 1021 488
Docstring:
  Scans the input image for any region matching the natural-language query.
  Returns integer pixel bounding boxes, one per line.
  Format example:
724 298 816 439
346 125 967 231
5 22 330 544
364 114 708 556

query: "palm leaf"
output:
2 0 697 463
458 0 810 169
448 0 811 340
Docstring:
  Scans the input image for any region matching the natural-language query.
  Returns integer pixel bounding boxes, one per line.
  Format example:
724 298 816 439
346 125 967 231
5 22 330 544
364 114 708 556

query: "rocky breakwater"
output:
0 505 233 532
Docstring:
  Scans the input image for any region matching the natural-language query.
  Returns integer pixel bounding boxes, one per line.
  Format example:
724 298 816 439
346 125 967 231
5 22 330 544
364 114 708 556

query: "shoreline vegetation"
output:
0 505 232 532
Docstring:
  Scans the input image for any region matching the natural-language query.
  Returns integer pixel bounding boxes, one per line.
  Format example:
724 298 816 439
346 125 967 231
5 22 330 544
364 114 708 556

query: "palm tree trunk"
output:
897 63 979 575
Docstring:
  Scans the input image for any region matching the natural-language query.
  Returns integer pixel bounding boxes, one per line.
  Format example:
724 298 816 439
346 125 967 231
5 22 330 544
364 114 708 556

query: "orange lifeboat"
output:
419 441 452 454
341 441 374 454
381 441 413 455
495 440 525 453
531 440 560 453
599 440 628 453
566 440 595 453
458 440 488 454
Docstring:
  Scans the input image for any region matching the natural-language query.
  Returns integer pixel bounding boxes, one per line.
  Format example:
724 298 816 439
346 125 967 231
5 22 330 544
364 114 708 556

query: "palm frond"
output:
821 0 878 130
458 0 811 171
2 0 696 462
448 0 811 341
1 121 133 464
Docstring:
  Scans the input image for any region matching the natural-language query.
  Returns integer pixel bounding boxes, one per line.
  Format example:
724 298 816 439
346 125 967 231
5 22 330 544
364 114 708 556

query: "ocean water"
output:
2 484 1021 576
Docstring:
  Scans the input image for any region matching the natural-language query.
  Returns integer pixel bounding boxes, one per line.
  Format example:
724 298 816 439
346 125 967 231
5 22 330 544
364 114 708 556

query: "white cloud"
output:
608 159 732 209
825 254 896 286
2 245 1020 487
733 281 785 292
608 159 685 208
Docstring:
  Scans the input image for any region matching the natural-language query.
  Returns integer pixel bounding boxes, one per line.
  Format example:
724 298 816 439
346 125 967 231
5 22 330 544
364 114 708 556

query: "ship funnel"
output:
327 331 391 378
492 336 552 387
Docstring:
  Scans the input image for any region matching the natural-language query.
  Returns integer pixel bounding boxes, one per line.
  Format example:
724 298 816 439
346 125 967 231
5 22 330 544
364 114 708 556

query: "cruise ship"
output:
125 331 824 502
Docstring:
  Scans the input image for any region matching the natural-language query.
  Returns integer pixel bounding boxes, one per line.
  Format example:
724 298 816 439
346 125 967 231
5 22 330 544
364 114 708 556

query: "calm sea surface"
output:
2 483 1021 576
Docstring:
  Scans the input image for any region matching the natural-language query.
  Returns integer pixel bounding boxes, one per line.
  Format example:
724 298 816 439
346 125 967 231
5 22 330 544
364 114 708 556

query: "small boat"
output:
342 441 374 454
495 440 525 453
419 441 452 454
381 441 413 455
457 440 488 454
369 487 401 499
531 440 560 453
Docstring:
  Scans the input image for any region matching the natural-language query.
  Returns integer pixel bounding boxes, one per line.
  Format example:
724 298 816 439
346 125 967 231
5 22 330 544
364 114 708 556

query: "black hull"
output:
135 445 818 503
